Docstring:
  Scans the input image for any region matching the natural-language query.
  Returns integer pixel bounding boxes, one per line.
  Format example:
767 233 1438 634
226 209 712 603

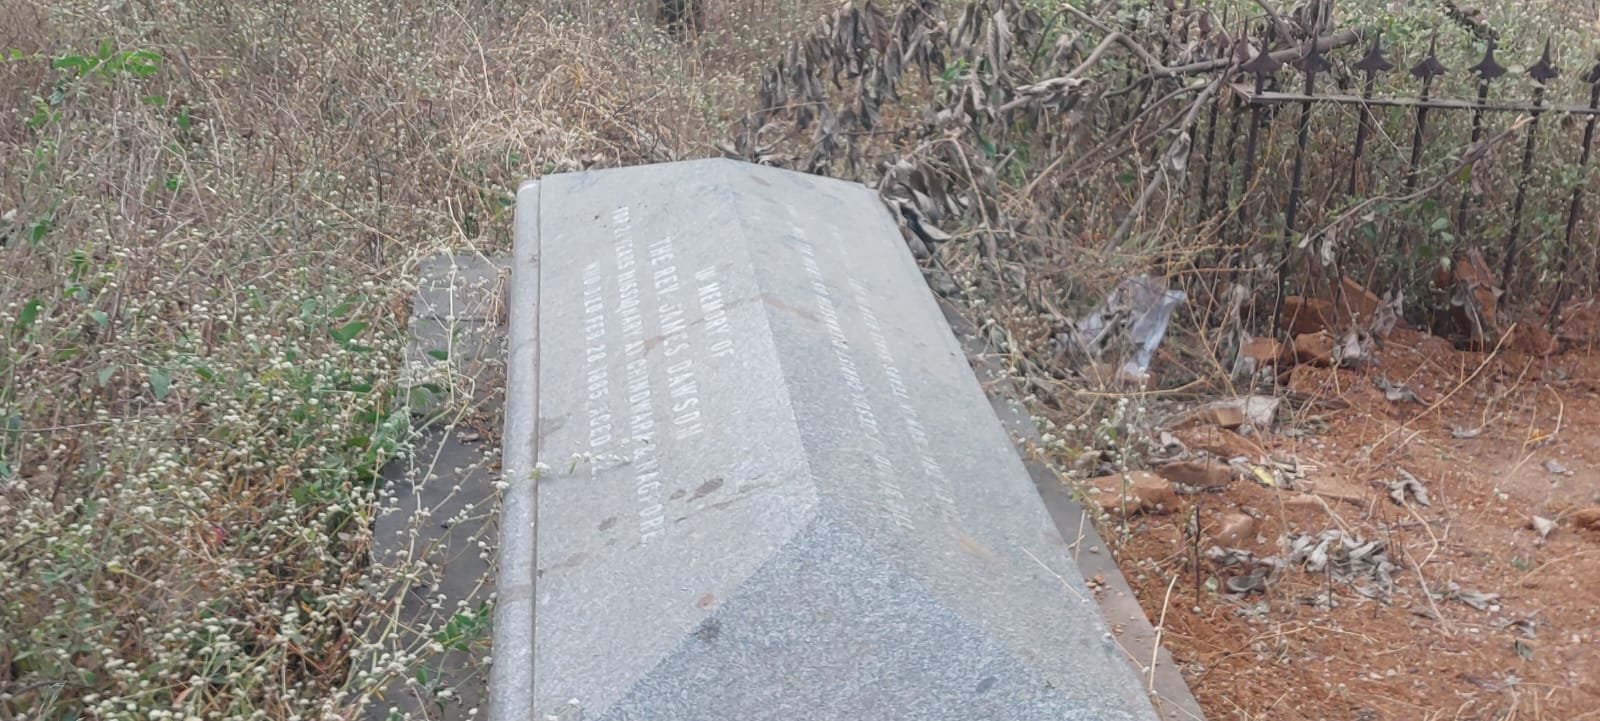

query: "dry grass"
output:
4 0 1595 718
0 1 821 718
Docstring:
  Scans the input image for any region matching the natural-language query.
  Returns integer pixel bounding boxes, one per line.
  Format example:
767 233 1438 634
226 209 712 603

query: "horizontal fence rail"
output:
726 0 1600 351
1175 11 1600 340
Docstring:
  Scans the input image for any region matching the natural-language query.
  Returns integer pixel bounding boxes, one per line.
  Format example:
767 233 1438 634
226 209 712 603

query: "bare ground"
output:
1096 311 1600 720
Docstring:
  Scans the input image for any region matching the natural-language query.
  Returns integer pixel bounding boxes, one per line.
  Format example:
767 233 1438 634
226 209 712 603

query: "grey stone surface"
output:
372 253 509 721
413 253 510 323
502 158 1163 721
403 253 511 419
492 181 541 721
371 423 499 720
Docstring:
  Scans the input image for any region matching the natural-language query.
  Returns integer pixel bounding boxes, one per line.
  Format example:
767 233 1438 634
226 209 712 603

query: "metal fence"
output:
1166 6 1600 335
728 0 1600 340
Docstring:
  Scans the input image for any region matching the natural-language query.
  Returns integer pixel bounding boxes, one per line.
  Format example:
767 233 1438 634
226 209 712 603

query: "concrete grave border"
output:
490 179 542 721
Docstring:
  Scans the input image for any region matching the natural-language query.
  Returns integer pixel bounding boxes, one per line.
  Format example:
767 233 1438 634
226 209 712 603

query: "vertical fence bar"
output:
1323 6 1379 329
1347 34 1393 196
1232 33 1280 330
1501 40 1558 298
1235 40 1282 246
1398 42 1447 293
1281 32 1328 241
1455 38 1507 241
1218 25 1247 246
1196 93 1221 220
1159 0 1177 66
1197 29 1226 222
1130 0 1172 117
1184 17 1213 207
1274 40 1330 336
1551 62 1600 328
1221 95 1243 213
1115 7 1143 127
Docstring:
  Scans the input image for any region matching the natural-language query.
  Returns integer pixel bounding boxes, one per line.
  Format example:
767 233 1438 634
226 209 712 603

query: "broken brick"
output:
1091 471 1178 516
1156 459 1235 489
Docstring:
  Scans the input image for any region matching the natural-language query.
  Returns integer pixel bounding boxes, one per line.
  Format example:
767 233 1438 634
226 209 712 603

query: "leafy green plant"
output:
432 603 493 653
52 40 162 80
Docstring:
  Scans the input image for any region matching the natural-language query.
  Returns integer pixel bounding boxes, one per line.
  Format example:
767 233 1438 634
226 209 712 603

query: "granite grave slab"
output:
494 158 1164 721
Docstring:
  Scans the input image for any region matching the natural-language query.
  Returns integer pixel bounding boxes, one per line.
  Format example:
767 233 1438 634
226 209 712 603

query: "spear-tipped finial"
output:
1469 37 1507 80
1354 32 1394 75
1242 43 1284 76
1410 36 1448 80
1528 38 1559 84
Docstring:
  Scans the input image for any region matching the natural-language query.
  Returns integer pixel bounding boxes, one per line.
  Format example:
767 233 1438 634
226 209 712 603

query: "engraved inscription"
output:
613 208 665 543
850 278 959 521
581 263 612 450
695 265 736 360
790 219 916 531
784 204 962 530
567 197 952 546
559 206 741 547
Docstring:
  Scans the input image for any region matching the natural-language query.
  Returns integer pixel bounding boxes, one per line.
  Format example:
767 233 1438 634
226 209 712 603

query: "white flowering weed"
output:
0 0 817 719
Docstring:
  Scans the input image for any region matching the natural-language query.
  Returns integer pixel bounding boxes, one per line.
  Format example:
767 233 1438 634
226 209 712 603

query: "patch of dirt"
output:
1096 319 1600 720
